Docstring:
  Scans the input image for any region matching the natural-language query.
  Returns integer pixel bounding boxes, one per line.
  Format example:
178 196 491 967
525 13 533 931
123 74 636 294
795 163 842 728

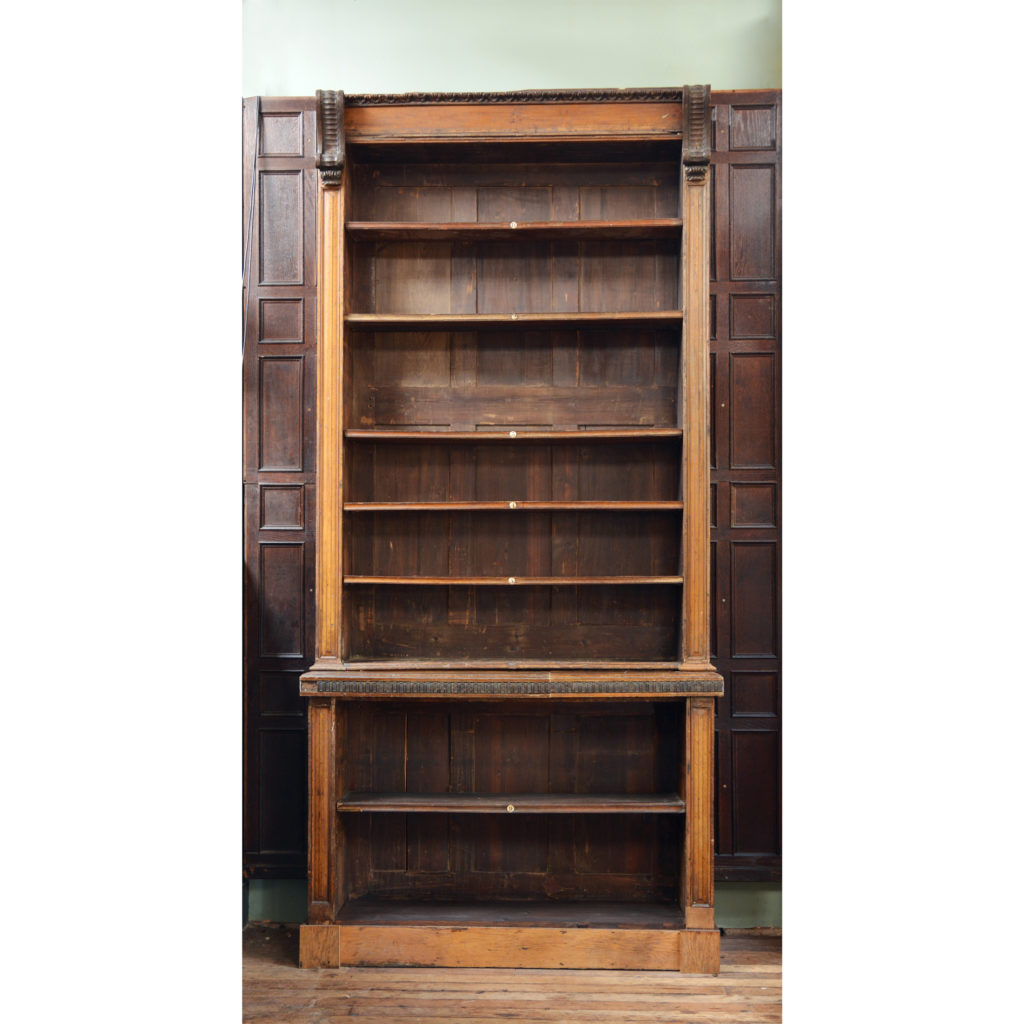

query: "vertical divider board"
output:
299 88 724 974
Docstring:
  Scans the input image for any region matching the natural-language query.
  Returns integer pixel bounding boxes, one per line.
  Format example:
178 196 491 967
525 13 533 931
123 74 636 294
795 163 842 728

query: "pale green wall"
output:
242 0 782 929
246 880 782 929
243 0 781 96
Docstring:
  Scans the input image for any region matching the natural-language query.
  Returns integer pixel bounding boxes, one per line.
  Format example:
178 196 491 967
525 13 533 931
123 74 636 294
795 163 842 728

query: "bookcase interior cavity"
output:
300 89 722 974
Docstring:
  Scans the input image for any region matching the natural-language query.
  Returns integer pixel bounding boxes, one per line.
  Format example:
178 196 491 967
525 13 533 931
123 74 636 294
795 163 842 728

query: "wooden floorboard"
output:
243 924 781 1023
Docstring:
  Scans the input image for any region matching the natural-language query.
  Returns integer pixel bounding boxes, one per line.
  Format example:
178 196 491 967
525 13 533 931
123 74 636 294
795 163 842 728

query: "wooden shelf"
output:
338 792 685 814
347 218 682 241
345 501 684 512
335 897 686 930
344 427 681 442
346 311 681 330
344 575 684 586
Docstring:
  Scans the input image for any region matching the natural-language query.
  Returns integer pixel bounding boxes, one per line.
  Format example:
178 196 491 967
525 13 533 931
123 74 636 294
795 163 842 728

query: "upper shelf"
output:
347 219 682 241
344 428 682 442
346 311 682 330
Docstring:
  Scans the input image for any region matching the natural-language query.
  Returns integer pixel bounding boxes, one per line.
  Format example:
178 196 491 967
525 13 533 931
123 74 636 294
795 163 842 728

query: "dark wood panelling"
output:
709 91 781 882
244 97 318 879
729 353 777 469
732 730 780 855
728 164 776 282
260 171 305 284
260 298 304 343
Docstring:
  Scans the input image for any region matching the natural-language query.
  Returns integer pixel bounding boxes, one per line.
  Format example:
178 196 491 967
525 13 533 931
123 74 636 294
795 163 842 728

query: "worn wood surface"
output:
247 925 780 1022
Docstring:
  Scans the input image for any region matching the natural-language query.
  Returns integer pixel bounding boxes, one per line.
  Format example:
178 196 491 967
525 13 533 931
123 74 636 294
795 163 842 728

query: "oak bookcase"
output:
298 88 724 973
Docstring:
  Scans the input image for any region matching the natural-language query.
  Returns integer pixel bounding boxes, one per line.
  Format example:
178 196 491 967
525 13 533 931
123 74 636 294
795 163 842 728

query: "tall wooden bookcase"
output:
298 88 724 973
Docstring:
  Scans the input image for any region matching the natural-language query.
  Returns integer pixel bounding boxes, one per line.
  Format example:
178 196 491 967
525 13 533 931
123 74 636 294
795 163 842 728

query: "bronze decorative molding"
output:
682 84 712 183
316 89 345 187
346 88 685 105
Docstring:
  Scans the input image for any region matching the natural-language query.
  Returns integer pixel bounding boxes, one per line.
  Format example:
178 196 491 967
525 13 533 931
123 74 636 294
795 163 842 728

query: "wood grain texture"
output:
298 923 341 968
243 96 317 882
709 90 782 884
306 699 338 920
313 170 344 663
681 152 713 668
247 925 780 1023
679 928 721 974
337 925 682 969
338 792 685 814
684 696 715 927
345 101 684 141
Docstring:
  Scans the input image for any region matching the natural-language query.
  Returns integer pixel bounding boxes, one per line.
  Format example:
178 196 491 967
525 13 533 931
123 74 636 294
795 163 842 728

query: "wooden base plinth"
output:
300 923 719 973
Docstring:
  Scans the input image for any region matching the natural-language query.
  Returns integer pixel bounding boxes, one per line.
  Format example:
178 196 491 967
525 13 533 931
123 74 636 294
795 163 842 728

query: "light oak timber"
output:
346 311 681 329
344 501 684 511
250 927 780 1024
343 575 685 585
313 160 345 665
337 792 685 814
346 218 682 240
344 427 683 441
345 101 684 142
298 923 341 969
684 697 716 930
681 140 713 668
679 929 722 976
306 699 339 922
339 926 682 970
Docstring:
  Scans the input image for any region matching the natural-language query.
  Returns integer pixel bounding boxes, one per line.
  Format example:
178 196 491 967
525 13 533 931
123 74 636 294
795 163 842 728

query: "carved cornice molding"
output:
682 84 712 183
316 89 345 187
312 678 724 696
345 88 685 105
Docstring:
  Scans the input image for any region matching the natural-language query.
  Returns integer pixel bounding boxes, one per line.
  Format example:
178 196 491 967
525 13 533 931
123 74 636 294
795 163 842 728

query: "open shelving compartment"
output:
299 88 724 973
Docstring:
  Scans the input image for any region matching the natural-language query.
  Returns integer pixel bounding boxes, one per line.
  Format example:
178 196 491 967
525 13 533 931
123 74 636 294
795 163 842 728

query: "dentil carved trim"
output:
346 88 685 105
313 679 724 695
682 84 712 183
316 89 345 187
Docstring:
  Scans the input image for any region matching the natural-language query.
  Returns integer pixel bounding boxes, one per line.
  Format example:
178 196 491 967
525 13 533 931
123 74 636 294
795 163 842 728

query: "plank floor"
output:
243 924 781 1023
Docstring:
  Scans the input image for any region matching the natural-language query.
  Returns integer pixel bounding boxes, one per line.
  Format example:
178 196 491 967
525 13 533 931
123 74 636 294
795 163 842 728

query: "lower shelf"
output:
337 897 684 929
300 899 719 972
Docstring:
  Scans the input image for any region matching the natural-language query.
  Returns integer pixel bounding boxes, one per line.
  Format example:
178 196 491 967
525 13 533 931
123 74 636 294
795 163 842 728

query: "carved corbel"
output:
682 85 711 183
316 89 345 187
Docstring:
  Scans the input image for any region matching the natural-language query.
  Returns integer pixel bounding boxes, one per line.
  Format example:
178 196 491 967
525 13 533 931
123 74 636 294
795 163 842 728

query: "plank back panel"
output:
343 702 680 902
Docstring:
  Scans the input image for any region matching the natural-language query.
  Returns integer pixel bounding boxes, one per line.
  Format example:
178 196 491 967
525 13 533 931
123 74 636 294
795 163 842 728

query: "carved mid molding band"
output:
312 679 724 696
682 85 712 183
316 89 345 187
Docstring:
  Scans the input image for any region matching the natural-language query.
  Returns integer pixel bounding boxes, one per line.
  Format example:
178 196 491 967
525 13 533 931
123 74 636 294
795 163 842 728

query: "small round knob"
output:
508 576 516 584
509 430 517 438
507 804 515 813
510 313 518 320
509 501 517 509
509 221 518 229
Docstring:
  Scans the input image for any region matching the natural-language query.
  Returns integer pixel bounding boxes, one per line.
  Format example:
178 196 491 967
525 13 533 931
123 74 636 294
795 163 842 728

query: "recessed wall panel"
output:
259 542 304 657
729 165 776 281
730 353 776 469
259 357 304 470
259 170 303 284
730 541 777 658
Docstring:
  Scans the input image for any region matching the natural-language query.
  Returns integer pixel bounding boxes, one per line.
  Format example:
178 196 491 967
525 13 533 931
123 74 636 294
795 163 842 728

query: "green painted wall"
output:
242 0 782 929
243 0 781 96
246 880 782 929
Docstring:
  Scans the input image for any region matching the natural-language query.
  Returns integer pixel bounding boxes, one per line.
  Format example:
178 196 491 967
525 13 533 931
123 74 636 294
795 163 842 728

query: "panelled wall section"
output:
242 91 781 884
